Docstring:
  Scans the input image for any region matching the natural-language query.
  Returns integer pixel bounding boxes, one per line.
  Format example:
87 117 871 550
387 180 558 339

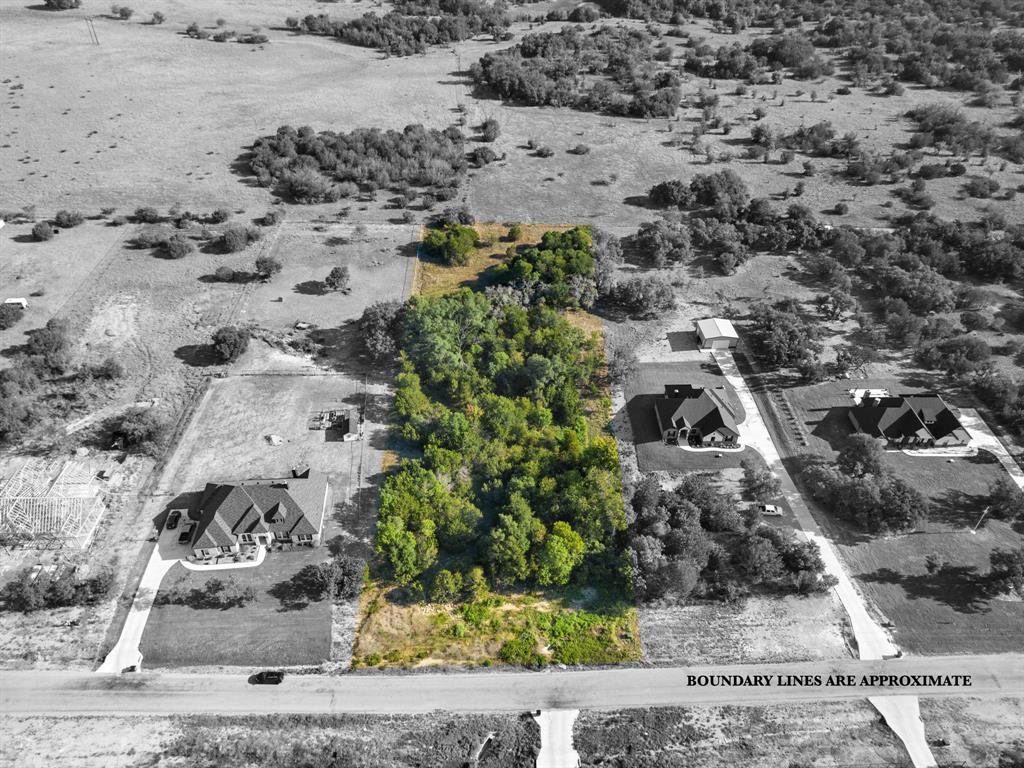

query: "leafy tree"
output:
423 223 476 266
27 317 72 372
324 265 351 292
535 521 586 586
0 304 24 331
749 302 821 368
634 219 692 267
359 300 403 361
211 325 250 363
120 408 168 454
479 118 500 142
741 459 781 502
430 569 464 602
987 477 1024 521
488 493 545 584
255 254 282 279
608 275 676 317
989 547 1024 593
152 11 165 23
44 0 81 7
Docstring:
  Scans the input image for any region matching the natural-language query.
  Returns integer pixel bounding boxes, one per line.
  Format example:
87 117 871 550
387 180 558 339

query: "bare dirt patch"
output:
639 593 848 665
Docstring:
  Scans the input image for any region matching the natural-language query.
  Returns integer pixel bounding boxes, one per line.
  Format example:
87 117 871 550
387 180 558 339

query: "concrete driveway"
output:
711 351 936 767
959 408 1024 491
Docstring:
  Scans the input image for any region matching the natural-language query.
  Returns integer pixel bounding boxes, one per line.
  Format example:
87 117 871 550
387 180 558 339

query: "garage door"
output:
710 338 733 349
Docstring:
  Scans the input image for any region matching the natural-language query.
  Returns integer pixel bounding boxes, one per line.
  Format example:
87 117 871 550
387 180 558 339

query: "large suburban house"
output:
848 394 970 447
656 385 740 447
695 318 739 350
184 467 329 560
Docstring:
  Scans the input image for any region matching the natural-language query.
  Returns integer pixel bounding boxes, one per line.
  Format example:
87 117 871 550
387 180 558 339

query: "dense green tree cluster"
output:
631 474 834 603
748 301 822 368
249 124 467 202
374 287 625 596
471 26 682 118
494 227 597 309
0 560 116 613
297 0 509 56
803 437 929 533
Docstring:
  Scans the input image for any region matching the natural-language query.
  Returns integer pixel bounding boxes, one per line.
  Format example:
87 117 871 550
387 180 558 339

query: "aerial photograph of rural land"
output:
1 0 1023 764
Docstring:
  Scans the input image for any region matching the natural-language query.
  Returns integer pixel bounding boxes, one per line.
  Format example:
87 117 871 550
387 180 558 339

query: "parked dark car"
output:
166 510 181 530
177 525 193 545
252 670 285 685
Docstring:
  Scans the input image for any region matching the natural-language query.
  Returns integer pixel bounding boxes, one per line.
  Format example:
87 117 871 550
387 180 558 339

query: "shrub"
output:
111 5 134 19
92 356 124 380
43 0 81 7
209 207 231 223
833 202 849 215
120 408 168 454
506 223 522 241
152 11 165 23
211 325 250 363
214 266 235 282
0 304 25 331
535 146 554 158
255 254 282 279
569 143 591 155
31 222 54 241
260 209 284 226
324 265 351 292
479 118 500 142
53 210 83 228
134 206 161 223
163 234 194 259
220 225 258 253
285 16 299 28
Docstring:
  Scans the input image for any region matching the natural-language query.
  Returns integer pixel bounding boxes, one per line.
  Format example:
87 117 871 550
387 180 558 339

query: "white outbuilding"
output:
695 318 739 349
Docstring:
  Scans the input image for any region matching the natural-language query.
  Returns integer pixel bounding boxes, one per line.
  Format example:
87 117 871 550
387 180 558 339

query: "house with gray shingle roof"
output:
848 394 969 447
186 467 329 560
655 384 740 447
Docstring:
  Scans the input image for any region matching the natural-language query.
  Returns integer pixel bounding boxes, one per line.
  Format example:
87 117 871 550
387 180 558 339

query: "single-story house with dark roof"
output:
656 384 740 447
185 466 329 560
848 394 970 447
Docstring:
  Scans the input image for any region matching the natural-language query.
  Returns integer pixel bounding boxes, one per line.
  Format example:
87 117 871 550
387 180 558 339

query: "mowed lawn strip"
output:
140 550 331 668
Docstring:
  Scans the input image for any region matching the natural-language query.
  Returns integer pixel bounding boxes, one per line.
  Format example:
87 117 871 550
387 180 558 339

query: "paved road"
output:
2 656 1018 716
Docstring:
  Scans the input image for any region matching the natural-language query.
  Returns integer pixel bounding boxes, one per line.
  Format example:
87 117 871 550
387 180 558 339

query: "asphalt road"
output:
2 655 1020 716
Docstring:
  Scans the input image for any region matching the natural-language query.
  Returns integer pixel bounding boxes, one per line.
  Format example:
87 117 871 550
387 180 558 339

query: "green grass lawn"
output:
140 549 332 667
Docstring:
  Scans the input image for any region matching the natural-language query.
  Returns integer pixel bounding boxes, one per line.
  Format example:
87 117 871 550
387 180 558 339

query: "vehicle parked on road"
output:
251 670 285 685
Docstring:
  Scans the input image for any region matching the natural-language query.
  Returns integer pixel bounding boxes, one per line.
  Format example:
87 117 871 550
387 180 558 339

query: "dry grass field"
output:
2 2 1019 227
0 710 539 768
